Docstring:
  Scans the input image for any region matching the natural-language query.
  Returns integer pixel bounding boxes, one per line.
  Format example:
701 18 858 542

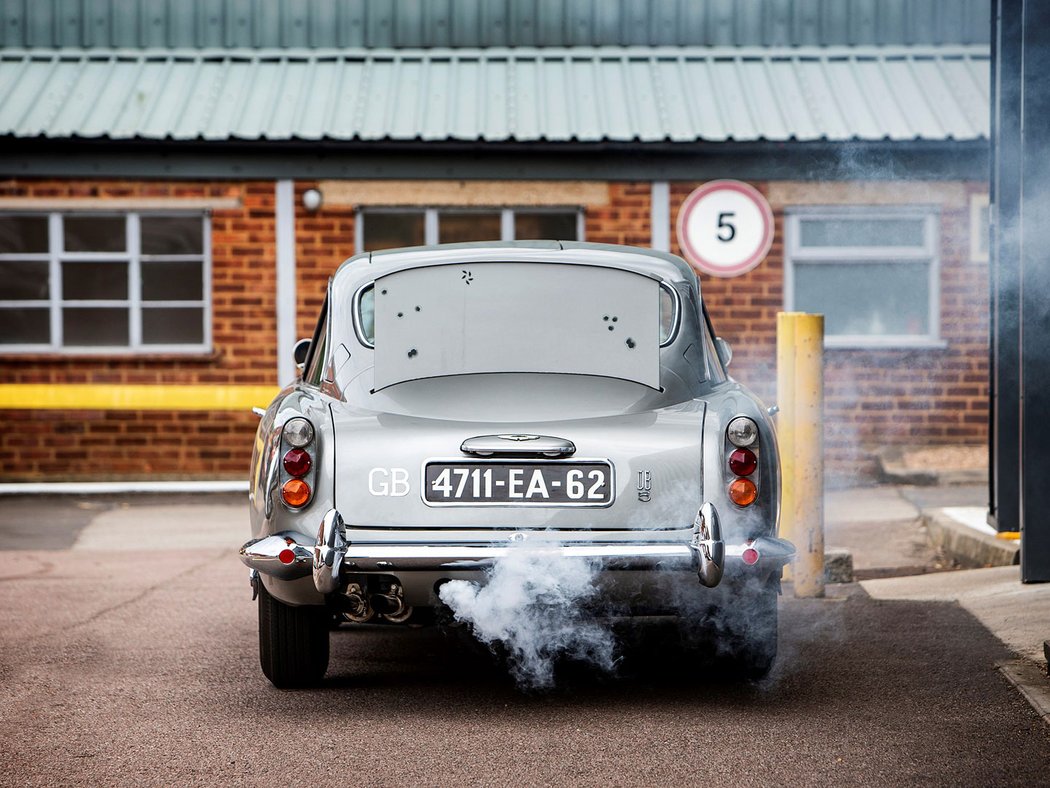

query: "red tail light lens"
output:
278 548 296 565
281 479 311 507
728 478 758 507
742 546 760 565
728 448 757 476
283 448 312 478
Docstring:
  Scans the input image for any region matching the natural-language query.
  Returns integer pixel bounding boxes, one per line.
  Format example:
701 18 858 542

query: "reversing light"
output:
728 477 758 507
728 448 758 476
283 448 312 477
727 416 759 448
283 417 314 448
282 479 311 507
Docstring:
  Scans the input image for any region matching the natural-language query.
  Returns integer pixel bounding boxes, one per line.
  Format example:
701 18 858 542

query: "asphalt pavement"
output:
1 493 1049 787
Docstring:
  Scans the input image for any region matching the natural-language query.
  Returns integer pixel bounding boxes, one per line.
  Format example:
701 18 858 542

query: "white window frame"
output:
784 206 944 350
355 206 585 254
0 211 212 355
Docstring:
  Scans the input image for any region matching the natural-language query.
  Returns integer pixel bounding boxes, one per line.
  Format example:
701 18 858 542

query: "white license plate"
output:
423 461 614 506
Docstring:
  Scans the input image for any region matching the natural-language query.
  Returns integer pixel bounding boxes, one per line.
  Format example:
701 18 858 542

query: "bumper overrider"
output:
240 503 796 596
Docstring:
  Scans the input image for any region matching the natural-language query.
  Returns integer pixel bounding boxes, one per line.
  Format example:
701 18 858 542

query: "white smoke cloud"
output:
438 546 618 689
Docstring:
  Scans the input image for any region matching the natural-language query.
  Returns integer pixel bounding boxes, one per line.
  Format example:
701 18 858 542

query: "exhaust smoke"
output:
437 546 618 689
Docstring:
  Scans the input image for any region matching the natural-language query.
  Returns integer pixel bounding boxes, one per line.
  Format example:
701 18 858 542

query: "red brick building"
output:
0 1 991 483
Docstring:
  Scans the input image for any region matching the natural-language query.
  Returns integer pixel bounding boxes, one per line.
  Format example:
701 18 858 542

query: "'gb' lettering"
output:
369 468 410 497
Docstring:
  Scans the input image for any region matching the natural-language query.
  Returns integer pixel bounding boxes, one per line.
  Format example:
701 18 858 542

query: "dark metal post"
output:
990 0 1022 535
1018 0 1050 582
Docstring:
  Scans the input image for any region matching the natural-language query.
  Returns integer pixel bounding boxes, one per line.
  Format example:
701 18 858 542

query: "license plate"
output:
423 461 614 506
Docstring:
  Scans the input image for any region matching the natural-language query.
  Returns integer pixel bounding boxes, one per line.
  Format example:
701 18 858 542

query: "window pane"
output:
799 218 925 248
0 308 49 344
794 262 930 336
659 284 676 344
63 307 129 346
142 307 205 345
141 216 204 255
142 261 203 301
63 216 126 252
0 261 49 300
357 285 375 344
515 212 578 240
363 213 425 251
0 216 48 253
62 262 128 300
439 212 501 244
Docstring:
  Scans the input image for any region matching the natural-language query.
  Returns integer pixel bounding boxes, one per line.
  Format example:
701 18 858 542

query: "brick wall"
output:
293 181 357 340
671 180 989 480
0 177 989 482
0 179 278 480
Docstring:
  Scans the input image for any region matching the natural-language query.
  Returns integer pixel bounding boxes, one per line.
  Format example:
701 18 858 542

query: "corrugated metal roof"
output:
0 47 990 143
1 0 990 51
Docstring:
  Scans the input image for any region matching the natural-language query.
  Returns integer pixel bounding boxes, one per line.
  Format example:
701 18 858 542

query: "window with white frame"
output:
0 213 210 353
357 207 583 252
785 208 942 348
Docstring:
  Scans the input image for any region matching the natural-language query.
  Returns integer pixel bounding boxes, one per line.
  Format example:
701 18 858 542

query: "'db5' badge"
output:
637 471 652 502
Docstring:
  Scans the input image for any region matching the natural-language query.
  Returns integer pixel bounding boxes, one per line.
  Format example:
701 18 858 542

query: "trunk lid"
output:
331 399 705 531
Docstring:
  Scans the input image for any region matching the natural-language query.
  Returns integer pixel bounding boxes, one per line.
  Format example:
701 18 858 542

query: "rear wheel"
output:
258 583 330 688
722 581 778 679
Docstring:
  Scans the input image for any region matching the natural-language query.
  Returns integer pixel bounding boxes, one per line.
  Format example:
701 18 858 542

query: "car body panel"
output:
246 241 786 612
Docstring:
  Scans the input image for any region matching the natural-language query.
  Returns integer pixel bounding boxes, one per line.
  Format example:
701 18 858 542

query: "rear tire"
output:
258 583 330 688
723 581 778 680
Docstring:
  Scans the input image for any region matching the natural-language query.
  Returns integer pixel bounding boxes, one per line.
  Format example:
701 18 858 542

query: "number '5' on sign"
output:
676 180 774 278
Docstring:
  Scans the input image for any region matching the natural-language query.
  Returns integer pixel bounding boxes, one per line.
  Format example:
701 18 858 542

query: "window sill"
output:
823 338 949 351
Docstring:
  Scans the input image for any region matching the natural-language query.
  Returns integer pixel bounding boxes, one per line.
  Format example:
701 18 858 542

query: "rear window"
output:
356 278 679 349
358 262 663 391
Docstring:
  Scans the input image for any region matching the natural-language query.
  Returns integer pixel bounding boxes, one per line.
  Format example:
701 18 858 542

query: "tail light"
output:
282 479 311 507
283 447 312 477
728 448 757 476
728 477 758 507
279 417 315 509
726 415 759 507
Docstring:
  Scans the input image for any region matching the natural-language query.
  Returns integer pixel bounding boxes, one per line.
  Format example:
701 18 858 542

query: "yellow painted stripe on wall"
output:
0 384 278 411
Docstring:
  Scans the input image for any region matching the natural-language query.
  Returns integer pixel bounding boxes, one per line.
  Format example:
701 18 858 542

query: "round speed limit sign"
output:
676 180 774 277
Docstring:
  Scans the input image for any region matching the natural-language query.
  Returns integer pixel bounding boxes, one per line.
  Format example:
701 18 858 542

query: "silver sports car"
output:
241 241 794 686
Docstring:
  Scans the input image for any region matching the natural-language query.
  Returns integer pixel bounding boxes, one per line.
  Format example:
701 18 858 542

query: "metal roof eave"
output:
0 137 989 182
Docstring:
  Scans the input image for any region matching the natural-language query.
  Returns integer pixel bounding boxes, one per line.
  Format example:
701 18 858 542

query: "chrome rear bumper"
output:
239 503 795 597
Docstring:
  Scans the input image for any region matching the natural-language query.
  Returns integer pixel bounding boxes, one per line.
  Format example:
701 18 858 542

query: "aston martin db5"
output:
241 241 793 686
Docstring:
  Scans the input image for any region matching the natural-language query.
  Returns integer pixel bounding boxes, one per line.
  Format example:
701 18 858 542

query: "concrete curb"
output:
923 508 1019 568
876 448 988 487
998 660 1050 728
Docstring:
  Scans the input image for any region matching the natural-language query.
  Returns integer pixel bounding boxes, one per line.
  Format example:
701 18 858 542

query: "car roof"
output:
332 241 698 288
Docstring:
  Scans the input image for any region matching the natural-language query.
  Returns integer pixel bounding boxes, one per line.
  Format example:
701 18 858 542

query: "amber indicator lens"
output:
283 448 312 478
728 477 758 507
281 479 311 507
728 448 758 476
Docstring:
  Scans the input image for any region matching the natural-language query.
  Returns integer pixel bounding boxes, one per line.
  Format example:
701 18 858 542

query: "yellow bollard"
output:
776 314 797 584
776 313 825 598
